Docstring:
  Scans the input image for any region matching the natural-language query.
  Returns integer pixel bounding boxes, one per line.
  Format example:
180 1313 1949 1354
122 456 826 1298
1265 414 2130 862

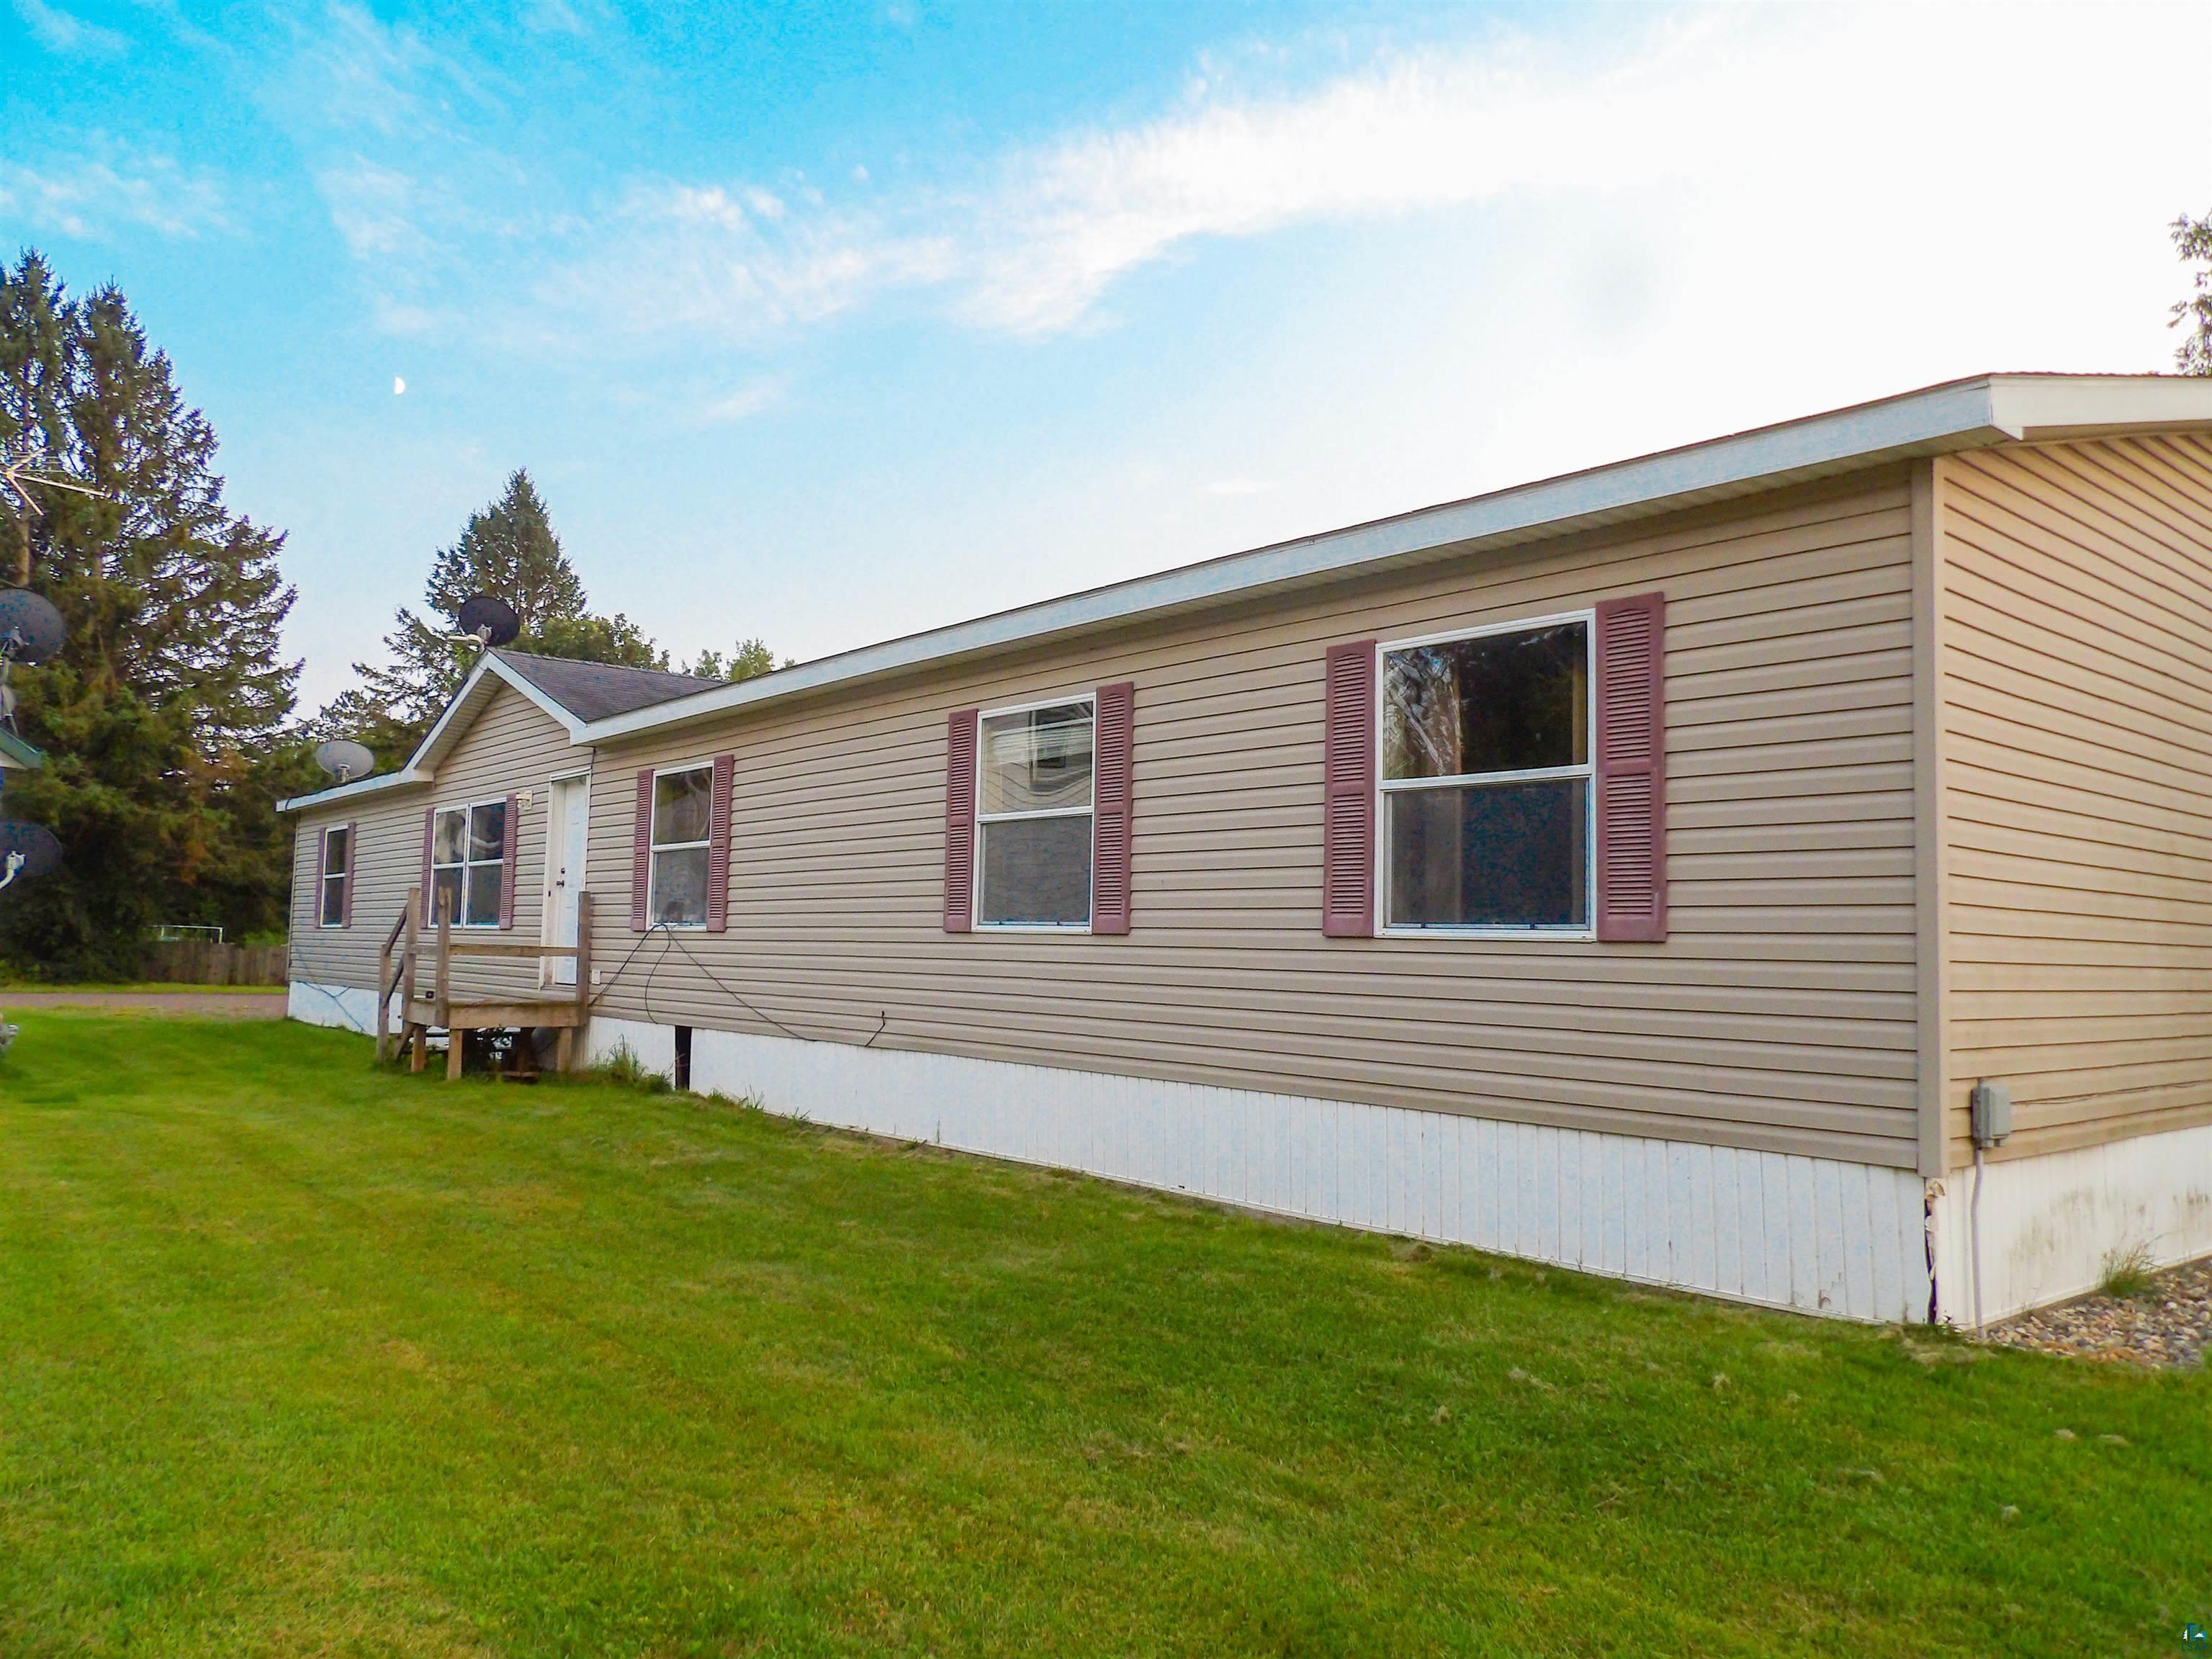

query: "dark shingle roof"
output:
494 651 724 724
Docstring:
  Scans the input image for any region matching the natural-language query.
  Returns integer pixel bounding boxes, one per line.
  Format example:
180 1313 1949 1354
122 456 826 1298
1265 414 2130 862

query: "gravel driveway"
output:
1 992 287 1020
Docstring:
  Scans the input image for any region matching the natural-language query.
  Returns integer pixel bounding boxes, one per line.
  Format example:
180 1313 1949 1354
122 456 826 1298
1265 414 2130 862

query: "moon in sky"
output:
393 376 406 395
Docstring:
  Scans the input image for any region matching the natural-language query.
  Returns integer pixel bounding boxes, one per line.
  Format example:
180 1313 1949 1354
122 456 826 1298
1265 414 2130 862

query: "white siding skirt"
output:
585 1015 1933 1323
1927 1123 2212 1326
288 980 399 1037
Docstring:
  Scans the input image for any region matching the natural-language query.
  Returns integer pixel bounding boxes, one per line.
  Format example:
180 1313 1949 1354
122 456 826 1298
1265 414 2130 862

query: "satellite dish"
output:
0 590 66 665
314 739 376 783
455 594 520 649
0 820 63 889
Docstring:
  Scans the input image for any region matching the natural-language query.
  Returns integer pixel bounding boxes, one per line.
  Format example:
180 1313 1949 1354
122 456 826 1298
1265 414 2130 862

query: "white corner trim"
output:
583 1015 1933 1322
1928 1121 2212 1327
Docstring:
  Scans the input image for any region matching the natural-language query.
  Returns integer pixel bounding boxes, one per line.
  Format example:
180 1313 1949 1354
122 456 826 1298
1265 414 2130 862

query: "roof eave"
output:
577 375 2027 744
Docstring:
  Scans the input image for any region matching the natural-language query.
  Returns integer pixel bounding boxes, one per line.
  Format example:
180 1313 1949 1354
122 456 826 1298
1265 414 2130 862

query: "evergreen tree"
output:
0 251 300 978
315 470 685 763
2175 210 2212 375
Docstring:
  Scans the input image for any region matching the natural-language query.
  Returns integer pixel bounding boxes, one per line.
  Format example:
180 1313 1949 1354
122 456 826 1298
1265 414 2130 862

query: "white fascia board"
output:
579 375 2024 745
278 653 589 814
278 766 427 814
1987 373 2212 439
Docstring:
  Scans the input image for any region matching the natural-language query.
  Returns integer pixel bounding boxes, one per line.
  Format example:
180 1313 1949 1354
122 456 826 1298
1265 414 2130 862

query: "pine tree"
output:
318 469 683 763
0 251 301 978
2175 211 2212 375
313 472 774 764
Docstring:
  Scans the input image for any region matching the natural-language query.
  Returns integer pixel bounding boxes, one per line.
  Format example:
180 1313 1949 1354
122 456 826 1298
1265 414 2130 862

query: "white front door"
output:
544 776 590 987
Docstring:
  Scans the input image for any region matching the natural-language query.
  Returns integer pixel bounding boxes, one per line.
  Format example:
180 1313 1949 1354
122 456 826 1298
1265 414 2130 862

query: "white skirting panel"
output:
1928 1121 2212 1326
287 980 397 1038
587 1016 1933 1323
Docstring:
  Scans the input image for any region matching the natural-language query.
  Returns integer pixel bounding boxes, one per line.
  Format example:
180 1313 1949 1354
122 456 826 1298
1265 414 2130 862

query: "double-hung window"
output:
318 824 351 927
976 698 1094 928
649 765 713 927
1380 615 1593 932
431 800 506 927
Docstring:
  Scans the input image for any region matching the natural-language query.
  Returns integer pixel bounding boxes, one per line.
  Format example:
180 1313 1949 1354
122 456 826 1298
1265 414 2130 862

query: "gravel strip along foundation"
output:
1978 1258 2211 1368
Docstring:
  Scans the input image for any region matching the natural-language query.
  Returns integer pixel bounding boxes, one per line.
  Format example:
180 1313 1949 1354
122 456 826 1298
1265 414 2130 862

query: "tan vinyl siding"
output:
588 472 1923 1167
1938 435 2212 1168
286 791 428 992
289 684 575 1001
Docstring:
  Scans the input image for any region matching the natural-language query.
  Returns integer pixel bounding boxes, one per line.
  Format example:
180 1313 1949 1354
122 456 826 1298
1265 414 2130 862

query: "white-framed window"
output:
649 763 714 928
1379 611 1594 935
976 696 1095 930
318 824 351 928
431 799 507 928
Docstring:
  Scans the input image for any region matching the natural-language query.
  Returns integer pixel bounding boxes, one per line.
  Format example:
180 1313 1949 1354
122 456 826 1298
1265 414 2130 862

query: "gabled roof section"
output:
0 727 44 771
494 650 723 722
279 649 723 812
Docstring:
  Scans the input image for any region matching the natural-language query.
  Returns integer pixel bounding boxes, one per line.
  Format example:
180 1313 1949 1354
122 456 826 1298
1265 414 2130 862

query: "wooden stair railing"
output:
374 889 419 1064
389 891 595 1079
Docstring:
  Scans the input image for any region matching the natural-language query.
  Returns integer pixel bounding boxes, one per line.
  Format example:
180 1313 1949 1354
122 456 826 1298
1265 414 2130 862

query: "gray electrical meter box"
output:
1970 1079 2013 1148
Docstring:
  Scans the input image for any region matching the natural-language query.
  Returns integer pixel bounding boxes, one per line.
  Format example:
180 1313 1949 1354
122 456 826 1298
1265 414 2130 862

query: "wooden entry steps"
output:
377 887 593 1079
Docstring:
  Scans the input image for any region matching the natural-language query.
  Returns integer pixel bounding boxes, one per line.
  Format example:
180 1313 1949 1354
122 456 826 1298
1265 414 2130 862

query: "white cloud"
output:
304 0 2208 389
507 5 2206 350
15 0 127 53
0 145 225 238
527 181 954 346
696 377 783 424
279 1 489 138
318 158 434 260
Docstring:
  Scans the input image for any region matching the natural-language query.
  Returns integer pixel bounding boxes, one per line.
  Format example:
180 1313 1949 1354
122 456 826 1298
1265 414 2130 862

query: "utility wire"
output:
590 918 883 1048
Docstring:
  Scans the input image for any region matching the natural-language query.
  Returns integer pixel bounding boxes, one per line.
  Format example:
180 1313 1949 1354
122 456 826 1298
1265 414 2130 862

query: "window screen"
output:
1381 621 1591 930
431 801 505 927
976 702 1094 927
319 825 350 927
650 767 713 927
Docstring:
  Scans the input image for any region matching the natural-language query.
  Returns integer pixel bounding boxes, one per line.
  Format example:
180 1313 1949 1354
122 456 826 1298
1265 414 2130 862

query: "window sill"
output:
1379 925 1595 942
974 923 1093 935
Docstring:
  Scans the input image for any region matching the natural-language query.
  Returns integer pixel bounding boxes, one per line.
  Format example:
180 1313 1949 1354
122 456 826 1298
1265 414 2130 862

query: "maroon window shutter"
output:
313 825 329 926
943 709 979 932
1596 592 1668 943
1323 641 1377 938
630 770 654 932
498 792 520 929
420 806 436 925
706 753 734 934
341 822 357 927
1092 682 1134 935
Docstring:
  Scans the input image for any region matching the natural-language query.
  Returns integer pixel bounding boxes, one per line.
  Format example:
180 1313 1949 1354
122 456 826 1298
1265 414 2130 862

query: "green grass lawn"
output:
0 982 287 994
2 1013 2206 1658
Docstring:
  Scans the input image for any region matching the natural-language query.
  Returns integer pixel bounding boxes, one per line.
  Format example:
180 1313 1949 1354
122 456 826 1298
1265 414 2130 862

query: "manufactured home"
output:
282 374 2212 1328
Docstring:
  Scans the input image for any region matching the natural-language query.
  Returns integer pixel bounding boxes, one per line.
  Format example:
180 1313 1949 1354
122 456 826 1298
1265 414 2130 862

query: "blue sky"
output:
6 1 2209 711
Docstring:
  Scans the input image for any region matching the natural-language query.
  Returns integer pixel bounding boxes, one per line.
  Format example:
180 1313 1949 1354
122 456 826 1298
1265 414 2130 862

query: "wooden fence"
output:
143 940 289 986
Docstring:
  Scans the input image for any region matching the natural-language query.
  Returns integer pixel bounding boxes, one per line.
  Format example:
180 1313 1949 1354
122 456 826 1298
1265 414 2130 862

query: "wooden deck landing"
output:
377 887 594 1079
